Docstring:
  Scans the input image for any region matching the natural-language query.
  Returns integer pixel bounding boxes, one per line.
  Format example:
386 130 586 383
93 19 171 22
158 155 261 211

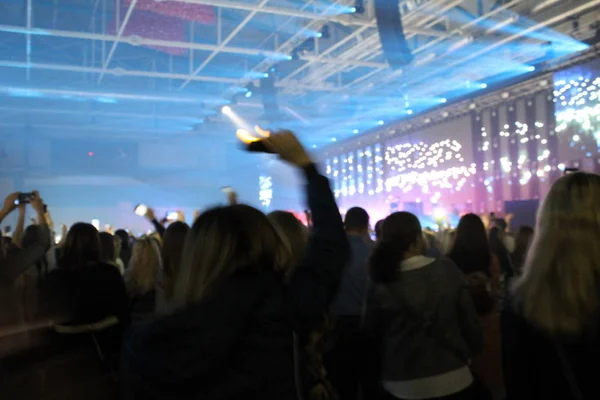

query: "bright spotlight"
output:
527 66 536 72
221 106 232 115
441 98 447 103
350 6 357 12
316 32 323 38
378 120 384 125
353 129 359 134
263 73 269 78
480 83 488 89
245 91 253 98
433 208 446 221
407 109 413 115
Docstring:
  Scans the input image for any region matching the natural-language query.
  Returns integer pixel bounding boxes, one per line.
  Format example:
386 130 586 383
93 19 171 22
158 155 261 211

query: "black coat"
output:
502 303 600 400
121 165 349 400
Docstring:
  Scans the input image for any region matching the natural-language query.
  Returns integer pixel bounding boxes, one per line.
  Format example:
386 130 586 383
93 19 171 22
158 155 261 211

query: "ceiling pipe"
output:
0 60 240 84
338 0 525 94
0 106 202 121
400 0 600 90
0 24 286 59
179 0 269 90
97 0 137 83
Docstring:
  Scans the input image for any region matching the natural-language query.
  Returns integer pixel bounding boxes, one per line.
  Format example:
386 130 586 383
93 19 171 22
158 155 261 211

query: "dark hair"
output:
448 214 492 276
162 221 190 300
22 225 41 248
369 212 422 284
344 207 370 232
99 232 116 263
60 223 102 269
115 229 131 265
512 225 534 275
374 219 385 240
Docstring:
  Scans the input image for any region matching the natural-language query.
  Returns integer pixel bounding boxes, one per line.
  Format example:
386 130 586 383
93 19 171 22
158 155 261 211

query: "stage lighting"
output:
407 109 413 115
316 32 323 38
263 73 270 78
526 66 536 72
378 120 384 125
350 6 357 13
354 0 365 14
331 138 337 142
353 129 359 134
221 106 232 115
245 91 253 98
441 98 447 103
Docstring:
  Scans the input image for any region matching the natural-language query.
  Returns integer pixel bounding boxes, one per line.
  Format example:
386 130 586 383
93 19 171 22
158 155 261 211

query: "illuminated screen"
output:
383 116 475 218
553 58 600 172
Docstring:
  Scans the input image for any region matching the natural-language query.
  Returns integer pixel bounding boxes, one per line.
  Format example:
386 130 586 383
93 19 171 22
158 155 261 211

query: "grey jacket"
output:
364 257 483 382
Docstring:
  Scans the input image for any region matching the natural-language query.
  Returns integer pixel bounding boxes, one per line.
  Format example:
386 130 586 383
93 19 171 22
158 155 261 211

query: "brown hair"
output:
268 211 307 283
173 205 290 307
60 223 102 269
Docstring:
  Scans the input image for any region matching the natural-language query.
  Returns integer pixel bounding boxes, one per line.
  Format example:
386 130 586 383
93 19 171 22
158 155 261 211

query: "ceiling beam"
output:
0 60 240 84
179 0 269 89
97 0 138 83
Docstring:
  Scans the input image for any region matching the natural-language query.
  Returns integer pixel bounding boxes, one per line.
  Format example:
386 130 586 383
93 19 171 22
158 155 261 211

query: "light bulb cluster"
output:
554 75 600 152
384 139 473 202
258 175 273 208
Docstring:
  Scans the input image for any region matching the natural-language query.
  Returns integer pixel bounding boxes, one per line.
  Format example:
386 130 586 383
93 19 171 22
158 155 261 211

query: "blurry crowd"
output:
0 131 599 400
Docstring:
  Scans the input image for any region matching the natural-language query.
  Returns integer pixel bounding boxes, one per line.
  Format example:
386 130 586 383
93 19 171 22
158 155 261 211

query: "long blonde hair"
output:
127 237 162 296
173 205 291 307
512 172 600 335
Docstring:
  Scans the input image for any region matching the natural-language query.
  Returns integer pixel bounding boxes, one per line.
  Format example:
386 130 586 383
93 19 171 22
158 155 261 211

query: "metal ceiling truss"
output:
322 43 600 158
0 0 596 123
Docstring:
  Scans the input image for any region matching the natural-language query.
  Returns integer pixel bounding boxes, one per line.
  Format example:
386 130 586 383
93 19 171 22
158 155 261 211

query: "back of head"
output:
374 219 385 241
268 211 308 282
114 229 129 251
344 207 370 234
99 232 116 263
22 225 41 248
369 212 422 284
448 213 491 275
162 221 190 299
173 204 290 307
513 226 534 255
128 236 162 296
60 223 102 269
513 172 600 335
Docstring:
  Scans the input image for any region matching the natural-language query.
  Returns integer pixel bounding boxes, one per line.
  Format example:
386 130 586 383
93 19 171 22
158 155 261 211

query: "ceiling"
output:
0 0 597 187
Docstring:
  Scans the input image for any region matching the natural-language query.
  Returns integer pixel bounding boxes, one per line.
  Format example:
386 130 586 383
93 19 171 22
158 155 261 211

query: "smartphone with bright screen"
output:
14 192 34 205
166 211 179 221
134 204 148 216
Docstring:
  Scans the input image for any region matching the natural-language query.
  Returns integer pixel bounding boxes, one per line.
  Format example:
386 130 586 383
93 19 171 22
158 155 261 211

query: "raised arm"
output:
263 131 349 335
0 191 51 284
11 204 26 247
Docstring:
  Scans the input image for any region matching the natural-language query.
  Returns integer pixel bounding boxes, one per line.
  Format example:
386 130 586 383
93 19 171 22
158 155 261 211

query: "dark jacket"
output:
121 164 349 400
364 257 483 382
502 303 600 400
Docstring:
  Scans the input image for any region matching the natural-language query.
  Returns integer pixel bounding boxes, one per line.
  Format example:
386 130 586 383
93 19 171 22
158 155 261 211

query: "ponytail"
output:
369 241 404 284
368 212 423 284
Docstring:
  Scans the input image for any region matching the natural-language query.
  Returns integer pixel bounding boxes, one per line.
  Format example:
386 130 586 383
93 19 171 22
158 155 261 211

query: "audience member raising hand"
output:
121 130 349 400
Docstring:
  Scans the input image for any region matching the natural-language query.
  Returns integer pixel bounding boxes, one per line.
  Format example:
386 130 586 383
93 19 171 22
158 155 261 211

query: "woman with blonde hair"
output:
126 236 162 325
503 172 600 400
121 132 349 400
